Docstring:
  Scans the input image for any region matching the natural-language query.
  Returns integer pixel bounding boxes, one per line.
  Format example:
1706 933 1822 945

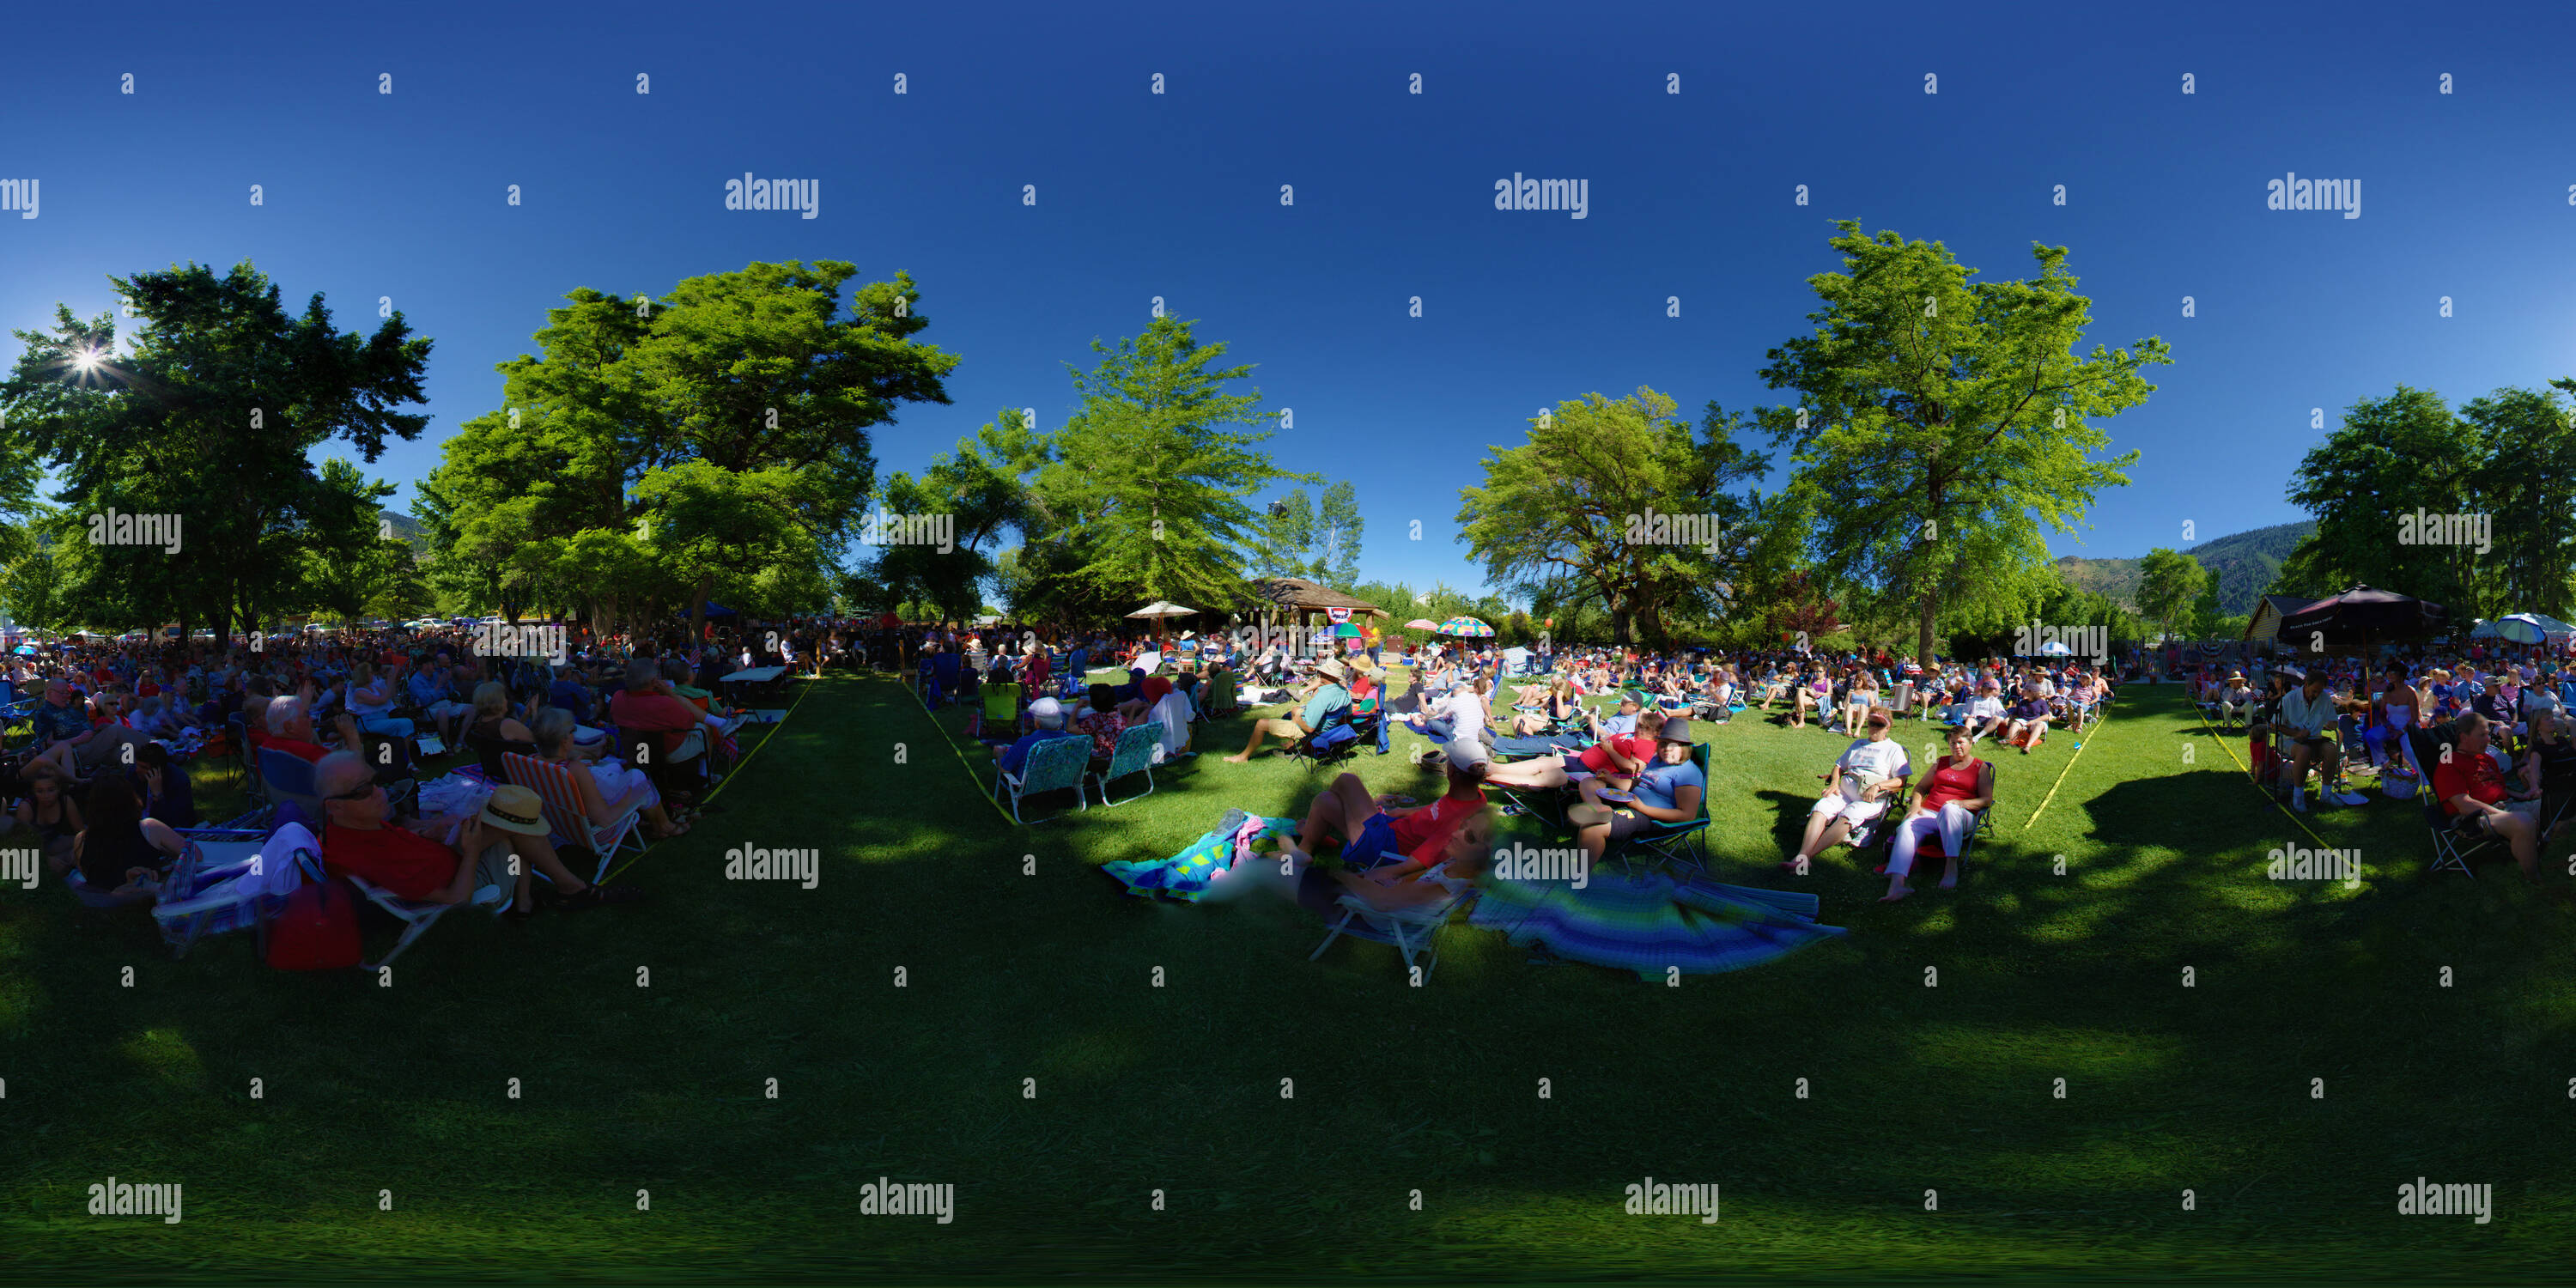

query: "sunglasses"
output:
325 781 382 802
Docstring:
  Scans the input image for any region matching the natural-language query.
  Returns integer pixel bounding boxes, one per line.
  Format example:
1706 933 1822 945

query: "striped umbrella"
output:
1437 617 1496 638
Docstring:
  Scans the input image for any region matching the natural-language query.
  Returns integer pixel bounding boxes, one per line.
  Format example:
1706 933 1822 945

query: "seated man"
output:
1961 678 2009 744
315 752 641 915
23 680 144 786
1566 716 1704 866
2275 669 2370 811
1287 755 1493 876
2215 672 2254 726
1783 708 1911 874
2433 713 2548 881
1225 659 1352 763
994 699 1084 775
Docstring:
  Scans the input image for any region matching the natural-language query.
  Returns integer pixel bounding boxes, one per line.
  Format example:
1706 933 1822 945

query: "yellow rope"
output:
2014 708 2101 835
597 674 819 884
2191 702 2342 853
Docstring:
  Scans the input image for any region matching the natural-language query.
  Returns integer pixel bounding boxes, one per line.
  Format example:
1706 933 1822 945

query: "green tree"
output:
1757 223 2162 664
0 261 432 637
1259 490 1319 579
2136 547 2209 643
2280 386 2483 614
1036 317 1306 614
2459 384 2576 616
1457 388 1768 646
1315 480 1364 587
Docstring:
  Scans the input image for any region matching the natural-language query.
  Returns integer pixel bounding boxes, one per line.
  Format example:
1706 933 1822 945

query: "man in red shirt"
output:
317 753 641 914
2432 714 2543 878
1291 756 1492 872
257 696 338 764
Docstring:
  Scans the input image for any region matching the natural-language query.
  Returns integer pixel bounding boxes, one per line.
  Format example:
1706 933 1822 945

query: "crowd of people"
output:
0 612 848 923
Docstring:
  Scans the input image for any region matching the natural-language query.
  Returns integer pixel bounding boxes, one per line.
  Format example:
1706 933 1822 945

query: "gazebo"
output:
1250 577 1387 620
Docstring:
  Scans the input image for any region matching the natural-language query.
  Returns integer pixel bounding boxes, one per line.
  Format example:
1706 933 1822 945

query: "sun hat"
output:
1314 658 1348 682
480 784 551 836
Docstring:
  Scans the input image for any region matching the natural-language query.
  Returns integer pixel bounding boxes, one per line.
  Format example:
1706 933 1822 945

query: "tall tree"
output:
0 260 432 639
1758 223 2162 663
2136 547 2208 644
2280 386 2483 615
1458 388 1769 645
2459 384 2576 616
1037 317 1306 614
1315 480 1364 587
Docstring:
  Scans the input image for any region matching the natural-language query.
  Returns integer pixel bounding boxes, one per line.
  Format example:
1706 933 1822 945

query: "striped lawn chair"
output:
1088 723 1164 806
151 830 314 958
503 751 644 884
996 733 1090 824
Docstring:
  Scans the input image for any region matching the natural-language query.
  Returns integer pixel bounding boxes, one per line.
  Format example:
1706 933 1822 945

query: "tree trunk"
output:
1917 590 1939 670
687 574 713 648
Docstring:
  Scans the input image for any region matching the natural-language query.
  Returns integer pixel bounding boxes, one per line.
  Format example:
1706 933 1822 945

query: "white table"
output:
720 665 787 684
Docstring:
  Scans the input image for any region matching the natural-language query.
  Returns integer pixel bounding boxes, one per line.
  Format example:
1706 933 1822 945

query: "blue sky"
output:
5 0 2572 601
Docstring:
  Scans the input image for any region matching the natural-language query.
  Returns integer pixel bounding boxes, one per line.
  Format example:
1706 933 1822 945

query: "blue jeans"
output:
357 712 416 737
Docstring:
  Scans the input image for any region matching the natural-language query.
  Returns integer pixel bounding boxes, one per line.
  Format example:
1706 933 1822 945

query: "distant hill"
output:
380 509 427 553
2056 519 2315 617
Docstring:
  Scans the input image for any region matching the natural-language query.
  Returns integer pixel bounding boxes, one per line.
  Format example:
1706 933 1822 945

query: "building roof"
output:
1250 577 1387 618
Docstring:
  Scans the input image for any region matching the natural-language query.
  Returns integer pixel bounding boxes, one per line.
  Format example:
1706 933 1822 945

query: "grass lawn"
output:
2 671 2570 1283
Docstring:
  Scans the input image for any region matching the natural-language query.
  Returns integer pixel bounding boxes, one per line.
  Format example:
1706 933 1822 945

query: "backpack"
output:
267 874 362 970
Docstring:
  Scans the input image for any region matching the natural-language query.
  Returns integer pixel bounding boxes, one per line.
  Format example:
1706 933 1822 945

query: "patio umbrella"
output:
2276 585 2451 695
1437 617 1496 638
2496 613 2549 646
1403 618 1440 630
1127 599 1197 646
1330 622 1363 638
2038 640 2073 657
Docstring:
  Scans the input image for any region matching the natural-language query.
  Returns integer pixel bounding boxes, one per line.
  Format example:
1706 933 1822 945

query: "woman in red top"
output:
1482 709 1664 791
1881 725 1995 902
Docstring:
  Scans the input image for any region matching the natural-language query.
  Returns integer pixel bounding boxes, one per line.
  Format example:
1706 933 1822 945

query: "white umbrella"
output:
1126 600 1196 646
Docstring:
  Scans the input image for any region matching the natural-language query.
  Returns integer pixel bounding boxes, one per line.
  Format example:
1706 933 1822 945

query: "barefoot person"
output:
1783 708 1911 874
1880 726 1994 902
1224 659 1352 763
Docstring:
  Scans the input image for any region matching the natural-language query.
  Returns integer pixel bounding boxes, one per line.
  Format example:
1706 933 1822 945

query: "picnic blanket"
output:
1469 871 1846 979
1102 808 1299 902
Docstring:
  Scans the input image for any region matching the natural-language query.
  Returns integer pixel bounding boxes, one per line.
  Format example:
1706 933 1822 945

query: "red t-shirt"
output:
2432 752 2506 817
325 822 460 901
1388 788 1487 863
265 737 330 763
1577 733 1657 775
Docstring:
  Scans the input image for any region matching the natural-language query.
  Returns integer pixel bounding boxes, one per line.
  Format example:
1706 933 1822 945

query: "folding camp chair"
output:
1202 669 1241 720
258 748 325 822
344 870 513 971
151 831 315 958
1309 878 1478 981
995 733 1091 824
503 751 643 884
1088 723 1163 807
975 682 1023 744
1283 714 1364 772
2405 725 2500 878
1602 742 1713 880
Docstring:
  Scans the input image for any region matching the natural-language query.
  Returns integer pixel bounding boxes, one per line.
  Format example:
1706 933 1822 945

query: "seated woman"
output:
74 773 184 900
1840 670 1881 736
131 743 198 829
1783 708 1911 872
1485 708 1662 794
1288 756 1493 877
1567 716 1704 866
1789 667 1830 729
1510 678 1579 736
1880 725 1995 901
15 762 84 878
2001 684 2054 752
343 661 416 738
530 707 687 841
465 681 538 783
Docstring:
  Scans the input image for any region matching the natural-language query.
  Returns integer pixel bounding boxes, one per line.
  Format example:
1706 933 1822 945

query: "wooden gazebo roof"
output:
1250 577 1387 618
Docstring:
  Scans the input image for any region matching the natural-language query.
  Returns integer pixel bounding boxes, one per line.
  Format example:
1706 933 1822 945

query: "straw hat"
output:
480 784 551 836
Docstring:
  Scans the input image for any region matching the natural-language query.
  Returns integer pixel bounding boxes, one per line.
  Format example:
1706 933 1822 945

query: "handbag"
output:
266 874 362 971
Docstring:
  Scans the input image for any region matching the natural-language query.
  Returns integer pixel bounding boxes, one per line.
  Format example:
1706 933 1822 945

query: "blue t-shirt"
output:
548 680 594 723
1000 729 1084 776
1631 753 1705 813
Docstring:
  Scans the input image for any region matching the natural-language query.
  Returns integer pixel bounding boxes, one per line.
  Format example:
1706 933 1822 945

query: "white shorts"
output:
1811 793 1887 827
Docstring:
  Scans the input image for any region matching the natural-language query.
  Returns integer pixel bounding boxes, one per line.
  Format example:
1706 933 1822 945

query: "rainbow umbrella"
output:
1437 617 1495 638
1331 623 1364 638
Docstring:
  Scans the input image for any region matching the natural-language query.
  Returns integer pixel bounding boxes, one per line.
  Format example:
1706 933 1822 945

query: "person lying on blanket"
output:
1565 716 1704 866
1483 708 1662 795
1326 810 1497 914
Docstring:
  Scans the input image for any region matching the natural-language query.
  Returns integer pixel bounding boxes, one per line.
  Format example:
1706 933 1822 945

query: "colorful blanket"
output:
1469 872 1847 979
1103 808 1301 902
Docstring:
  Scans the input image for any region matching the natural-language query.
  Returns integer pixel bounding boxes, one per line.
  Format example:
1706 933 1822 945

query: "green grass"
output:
1 673 2570 1283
